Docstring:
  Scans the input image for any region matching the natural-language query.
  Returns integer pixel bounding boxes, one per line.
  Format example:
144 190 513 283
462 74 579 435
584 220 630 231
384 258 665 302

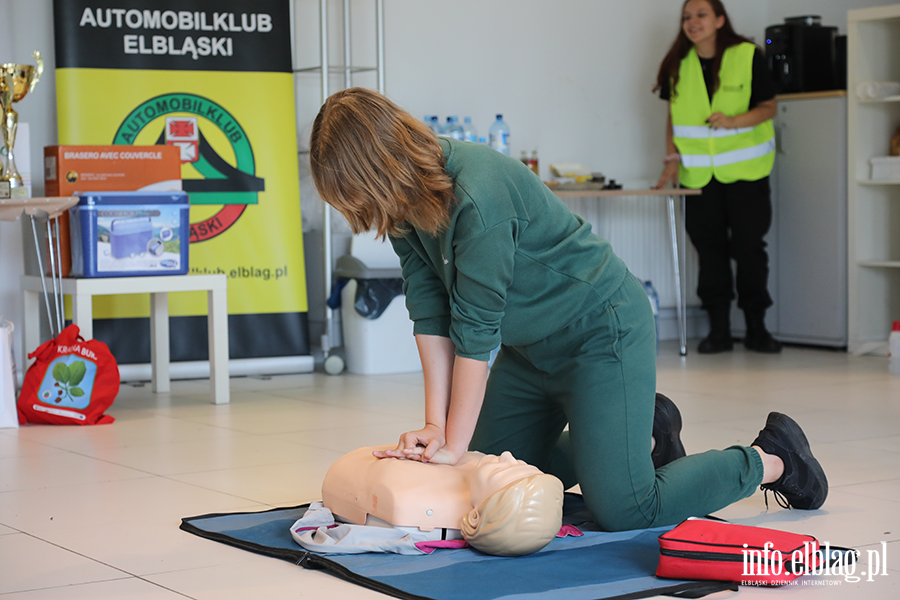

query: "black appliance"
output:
765 16 840 94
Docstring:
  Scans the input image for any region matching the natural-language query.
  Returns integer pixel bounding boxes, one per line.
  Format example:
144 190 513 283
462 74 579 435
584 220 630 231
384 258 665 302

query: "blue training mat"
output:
180 496 734 600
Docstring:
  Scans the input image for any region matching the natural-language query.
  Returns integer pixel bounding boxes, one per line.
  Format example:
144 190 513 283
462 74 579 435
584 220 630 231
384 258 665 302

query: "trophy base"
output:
0 180 28 199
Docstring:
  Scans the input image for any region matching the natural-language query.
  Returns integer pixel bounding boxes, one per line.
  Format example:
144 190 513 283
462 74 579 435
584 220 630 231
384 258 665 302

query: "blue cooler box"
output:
69 191 190 278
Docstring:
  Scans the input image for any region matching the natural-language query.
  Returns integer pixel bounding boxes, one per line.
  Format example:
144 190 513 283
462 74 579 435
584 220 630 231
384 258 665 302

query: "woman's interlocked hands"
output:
372 423 461 465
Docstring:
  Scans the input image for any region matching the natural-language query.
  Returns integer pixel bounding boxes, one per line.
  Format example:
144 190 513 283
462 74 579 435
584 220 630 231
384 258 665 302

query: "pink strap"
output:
415 539 470 554
557 525 584 538
416 525 584 554
293 524 340 533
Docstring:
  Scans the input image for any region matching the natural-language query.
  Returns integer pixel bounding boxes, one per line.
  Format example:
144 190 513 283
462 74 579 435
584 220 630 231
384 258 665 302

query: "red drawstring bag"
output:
18 324 119 425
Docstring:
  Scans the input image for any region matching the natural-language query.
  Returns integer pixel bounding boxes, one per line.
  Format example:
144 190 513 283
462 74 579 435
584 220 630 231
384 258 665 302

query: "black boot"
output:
698 306 733 354
652 393 686 469
743 310 782 353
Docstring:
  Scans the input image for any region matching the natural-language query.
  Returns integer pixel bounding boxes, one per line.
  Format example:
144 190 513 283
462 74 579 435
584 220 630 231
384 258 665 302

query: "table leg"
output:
667 195 688 356
208 285 230 405
71 293 93 340
45 219 62 336
29 215 55 338
150 292 170 394
680 195 687 354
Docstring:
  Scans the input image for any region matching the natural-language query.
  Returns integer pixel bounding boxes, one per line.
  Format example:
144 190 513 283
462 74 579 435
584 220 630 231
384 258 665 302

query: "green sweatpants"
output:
469 272 763 531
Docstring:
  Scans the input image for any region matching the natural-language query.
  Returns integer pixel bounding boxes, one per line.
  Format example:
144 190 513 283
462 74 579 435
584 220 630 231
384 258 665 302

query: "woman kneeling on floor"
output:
308 87 828 531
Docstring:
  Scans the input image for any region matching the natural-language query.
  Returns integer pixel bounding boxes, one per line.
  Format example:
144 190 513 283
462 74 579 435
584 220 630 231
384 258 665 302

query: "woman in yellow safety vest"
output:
653 0 781 354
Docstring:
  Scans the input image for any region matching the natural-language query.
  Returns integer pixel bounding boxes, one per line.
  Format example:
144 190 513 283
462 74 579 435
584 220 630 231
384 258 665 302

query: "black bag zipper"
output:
660 547 775 566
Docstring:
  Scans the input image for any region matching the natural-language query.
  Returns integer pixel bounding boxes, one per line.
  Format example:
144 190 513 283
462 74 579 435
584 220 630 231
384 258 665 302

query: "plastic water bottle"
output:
463 117 478 143
644 280 660 354
890 321 900 375
489 114 510 155
431 115 443 135
445 116 464 140
424 115 440 134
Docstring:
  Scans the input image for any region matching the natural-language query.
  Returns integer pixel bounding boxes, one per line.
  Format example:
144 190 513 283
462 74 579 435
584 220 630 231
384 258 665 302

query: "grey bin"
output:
334 254 421 375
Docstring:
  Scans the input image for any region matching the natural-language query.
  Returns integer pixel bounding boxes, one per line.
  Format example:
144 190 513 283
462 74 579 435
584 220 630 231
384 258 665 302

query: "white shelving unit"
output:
847 4 900 355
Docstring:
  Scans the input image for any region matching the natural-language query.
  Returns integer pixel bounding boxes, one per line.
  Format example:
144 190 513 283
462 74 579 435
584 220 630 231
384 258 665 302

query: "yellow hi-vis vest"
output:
670 43 775 188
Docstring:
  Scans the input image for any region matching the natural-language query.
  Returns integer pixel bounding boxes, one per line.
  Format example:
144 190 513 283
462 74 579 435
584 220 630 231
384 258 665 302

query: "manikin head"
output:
469 451 544 507
461 473 565 557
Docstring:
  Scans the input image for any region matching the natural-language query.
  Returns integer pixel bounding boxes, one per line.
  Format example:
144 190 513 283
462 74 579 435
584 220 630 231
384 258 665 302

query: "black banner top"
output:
54 0 293 73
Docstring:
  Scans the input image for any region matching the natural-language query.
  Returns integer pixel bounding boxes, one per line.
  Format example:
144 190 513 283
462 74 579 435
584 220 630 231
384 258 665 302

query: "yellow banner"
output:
57 68 307 318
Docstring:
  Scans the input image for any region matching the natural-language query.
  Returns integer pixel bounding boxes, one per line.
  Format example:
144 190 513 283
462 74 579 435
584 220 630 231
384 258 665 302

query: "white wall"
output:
766 0 893 33
292 0 767 343
0 0 56 372
1 0 887 359
294 0 767 186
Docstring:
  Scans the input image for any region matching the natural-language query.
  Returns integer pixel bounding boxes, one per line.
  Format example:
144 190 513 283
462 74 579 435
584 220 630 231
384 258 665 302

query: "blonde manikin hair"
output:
461 474 565 557
308 87 456 239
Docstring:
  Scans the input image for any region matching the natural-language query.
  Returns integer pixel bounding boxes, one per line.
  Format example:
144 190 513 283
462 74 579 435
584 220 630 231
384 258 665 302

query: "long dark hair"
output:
653 0 753 98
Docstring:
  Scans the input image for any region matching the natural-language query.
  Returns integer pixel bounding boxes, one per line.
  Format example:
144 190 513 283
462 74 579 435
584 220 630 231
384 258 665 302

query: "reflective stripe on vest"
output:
680 138 777 168
672 125 755 139
670 43 775 188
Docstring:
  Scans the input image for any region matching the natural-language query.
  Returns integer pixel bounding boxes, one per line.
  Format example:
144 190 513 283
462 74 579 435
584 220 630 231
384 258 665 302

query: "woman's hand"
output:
398 444 461 465
654 160 680 189
373 423 446 460
707 112 737 129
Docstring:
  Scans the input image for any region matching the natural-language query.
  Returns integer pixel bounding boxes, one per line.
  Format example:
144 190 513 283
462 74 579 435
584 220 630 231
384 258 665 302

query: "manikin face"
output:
682 0 725 50
469 452 543 508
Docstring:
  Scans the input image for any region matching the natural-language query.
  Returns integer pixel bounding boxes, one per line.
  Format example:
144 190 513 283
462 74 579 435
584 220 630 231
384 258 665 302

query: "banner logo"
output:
166 116 199 162
113 92 265 242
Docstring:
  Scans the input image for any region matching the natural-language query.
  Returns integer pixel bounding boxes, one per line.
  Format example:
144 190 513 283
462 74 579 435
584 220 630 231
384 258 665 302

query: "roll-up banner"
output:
53 0 310 365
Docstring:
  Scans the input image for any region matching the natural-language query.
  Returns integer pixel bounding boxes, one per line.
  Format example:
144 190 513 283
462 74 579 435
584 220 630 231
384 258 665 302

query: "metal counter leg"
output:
667 194 688 356
29 215 55 338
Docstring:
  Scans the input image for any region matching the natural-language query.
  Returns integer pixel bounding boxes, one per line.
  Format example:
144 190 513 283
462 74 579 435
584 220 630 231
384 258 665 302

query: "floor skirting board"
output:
117 355 315 382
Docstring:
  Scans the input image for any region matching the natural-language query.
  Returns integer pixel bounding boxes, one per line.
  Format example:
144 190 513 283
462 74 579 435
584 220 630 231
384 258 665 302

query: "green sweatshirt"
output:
389 138 628 361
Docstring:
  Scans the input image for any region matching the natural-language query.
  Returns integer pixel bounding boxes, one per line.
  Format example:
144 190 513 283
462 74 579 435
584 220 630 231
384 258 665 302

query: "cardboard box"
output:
43 145 182 277
69 191 190 278
44 145 182 197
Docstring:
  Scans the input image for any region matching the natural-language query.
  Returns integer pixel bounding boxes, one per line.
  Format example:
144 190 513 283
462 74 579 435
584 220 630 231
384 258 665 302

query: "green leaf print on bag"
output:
51 360 86 402
38 356 97 410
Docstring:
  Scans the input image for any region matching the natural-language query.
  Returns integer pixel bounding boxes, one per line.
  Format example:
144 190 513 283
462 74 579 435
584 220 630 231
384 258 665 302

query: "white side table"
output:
21 274 230 404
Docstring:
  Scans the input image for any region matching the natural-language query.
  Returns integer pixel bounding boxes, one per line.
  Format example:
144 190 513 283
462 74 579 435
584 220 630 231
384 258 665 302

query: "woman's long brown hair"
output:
653 0 753 98
308 87 455 239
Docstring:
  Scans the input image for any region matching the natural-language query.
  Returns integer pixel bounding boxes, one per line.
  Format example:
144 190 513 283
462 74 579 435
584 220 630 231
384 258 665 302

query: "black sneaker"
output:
652 393 687 469
752 412 828 510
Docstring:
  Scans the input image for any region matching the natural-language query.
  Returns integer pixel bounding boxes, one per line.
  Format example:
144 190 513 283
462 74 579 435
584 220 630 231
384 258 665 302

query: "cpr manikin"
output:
320 445 565 556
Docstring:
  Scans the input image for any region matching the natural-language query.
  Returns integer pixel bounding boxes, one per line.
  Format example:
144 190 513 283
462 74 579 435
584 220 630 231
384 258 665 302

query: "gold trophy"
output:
0 50 43 199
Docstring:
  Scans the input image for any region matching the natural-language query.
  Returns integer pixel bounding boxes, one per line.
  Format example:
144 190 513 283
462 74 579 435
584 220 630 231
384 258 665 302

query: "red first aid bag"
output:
18 324 119 425
657 518 823 586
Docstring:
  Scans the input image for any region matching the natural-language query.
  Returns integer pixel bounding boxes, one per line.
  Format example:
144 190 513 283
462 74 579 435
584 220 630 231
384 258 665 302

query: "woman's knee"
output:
587 499 656 532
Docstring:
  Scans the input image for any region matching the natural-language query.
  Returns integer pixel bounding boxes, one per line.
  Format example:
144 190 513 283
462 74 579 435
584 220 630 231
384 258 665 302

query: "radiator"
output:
559 195 700 310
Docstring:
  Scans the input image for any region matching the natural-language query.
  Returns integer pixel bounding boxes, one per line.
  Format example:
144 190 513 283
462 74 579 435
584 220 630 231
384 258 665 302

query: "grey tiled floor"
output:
1 341 898 598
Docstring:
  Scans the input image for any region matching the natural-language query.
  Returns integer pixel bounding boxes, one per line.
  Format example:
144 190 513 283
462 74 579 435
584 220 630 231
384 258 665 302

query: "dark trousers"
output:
470 273 763 532
685 177 773 313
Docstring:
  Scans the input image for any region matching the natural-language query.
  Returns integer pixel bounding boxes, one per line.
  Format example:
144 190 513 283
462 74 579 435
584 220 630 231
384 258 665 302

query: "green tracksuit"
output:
389 138 763 530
